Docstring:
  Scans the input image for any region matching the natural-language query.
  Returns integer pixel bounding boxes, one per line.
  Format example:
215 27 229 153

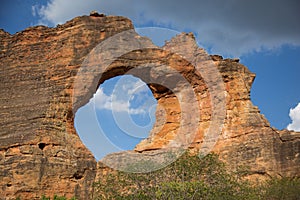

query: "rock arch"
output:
73 45 205 153
0 14 299 199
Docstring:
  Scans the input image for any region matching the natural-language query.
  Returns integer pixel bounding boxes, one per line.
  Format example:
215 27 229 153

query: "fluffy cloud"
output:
34 0 300 56
287 103 300 131
92 77 153 115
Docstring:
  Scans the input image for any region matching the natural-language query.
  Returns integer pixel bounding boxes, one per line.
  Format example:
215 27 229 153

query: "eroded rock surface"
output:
0 14 299 199
0 15 133 199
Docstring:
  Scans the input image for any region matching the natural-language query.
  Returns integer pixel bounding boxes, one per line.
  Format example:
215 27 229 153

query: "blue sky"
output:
1 0 300 160
74 75 157 160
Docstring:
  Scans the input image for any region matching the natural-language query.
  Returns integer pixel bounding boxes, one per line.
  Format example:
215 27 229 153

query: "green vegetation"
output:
92 152 300 200
262 177 300 200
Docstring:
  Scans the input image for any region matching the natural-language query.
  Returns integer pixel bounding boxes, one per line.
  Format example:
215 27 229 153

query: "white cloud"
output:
287 103 300 132
35 0 300 57
35 0 138 26
92 77 152 115
92 87 145 114
31 5 37 17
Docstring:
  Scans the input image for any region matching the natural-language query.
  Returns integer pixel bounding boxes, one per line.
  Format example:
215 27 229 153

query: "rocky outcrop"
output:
0 13 299 199
0 14 133 199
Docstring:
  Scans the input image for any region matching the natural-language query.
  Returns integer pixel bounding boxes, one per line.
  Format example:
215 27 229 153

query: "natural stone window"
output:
74 75 157 160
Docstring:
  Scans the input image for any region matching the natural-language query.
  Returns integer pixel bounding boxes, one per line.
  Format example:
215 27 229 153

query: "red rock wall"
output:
0 15 133 199
0 14 299 199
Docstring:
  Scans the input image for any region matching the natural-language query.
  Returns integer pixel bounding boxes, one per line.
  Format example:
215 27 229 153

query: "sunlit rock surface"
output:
0 13 299 199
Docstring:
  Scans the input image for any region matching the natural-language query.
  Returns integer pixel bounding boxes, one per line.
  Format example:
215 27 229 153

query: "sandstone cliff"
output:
0 13 299 199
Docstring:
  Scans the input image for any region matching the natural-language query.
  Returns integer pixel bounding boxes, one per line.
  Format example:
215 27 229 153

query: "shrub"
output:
92 152 259 199
262 177 300 200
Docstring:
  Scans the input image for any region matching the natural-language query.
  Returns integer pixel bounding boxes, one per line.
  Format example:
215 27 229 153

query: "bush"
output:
92 152 260 199
262 177 300 200
93 152 300 199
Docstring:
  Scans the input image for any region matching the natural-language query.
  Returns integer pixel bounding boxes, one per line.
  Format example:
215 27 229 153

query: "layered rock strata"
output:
0 13 299 199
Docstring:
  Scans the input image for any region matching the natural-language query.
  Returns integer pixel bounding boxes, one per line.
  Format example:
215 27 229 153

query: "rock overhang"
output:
0 13 299 199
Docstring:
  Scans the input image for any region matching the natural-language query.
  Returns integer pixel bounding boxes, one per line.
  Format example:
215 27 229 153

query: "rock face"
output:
0 15 133 199
0 14 299 199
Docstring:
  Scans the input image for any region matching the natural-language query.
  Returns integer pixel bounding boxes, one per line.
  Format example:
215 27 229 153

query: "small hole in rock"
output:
7 183 12 187
73 172 83 180
38 143 46 150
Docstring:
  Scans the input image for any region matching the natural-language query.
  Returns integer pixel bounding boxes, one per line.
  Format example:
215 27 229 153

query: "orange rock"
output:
0 14 299 199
